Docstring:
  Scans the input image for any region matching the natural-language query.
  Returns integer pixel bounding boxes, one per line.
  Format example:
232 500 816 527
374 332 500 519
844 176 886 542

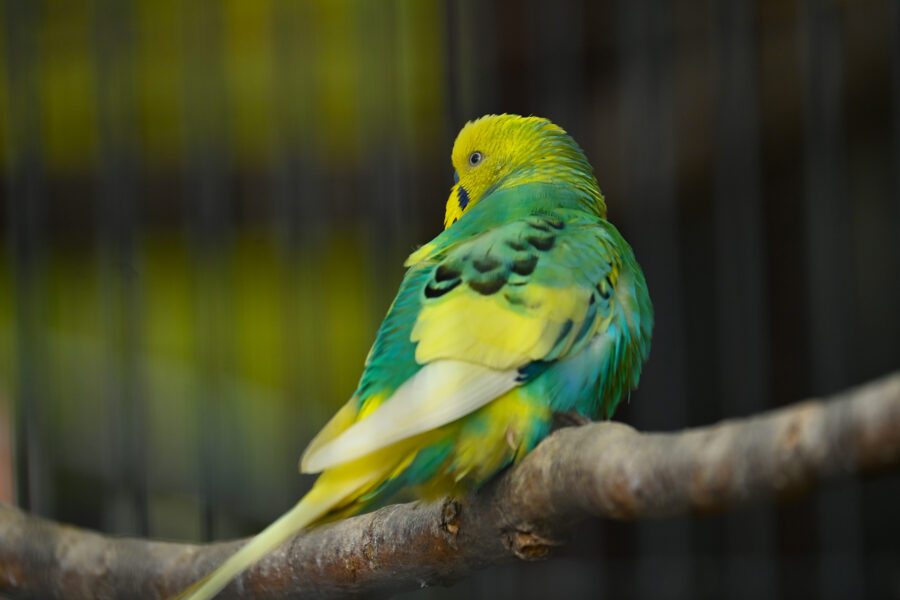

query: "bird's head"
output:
443 114 605 229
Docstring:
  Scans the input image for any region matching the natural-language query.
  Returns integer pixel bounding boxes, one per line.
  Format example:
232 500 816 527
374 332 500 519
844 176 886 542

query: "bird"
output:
176 114 653 600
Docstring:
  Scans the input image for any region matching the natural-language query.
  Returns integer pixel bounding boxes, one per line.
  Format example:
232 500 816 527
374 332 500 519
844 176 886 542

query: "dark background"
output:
2 0 899 598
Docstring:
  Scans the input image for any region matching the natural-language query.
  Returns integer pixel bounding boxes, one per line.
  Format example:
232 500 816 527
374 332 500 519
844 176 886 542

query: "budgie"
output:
177 114 653 600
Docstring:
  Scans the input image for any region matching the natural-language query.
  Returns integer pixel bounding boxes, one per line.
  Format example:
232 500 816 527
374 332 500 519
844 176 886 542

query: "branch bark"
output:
1 372 899 599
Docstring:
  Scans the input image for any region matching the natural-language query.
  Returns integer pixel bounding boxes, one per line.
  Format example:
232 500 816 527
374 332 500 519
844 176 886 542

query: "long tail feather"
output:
175 438 414 599
176 493 333 600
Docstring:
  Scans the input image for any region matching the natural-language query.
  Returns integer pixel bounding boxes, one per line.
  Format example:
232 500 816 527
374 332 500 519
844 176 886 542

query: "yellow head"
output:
443 114 605 228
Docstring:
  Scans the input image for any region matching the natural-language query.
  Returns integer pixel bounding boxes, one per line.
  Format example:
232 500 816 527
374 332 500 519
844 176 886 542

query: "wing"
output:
410 214 621 370
301 208 624 473
300 360 520 472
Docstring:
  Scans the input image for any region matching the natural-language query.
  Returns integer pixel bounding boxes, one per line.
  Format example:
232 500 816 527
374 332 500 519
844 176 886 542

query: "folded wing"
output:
301 211 621 474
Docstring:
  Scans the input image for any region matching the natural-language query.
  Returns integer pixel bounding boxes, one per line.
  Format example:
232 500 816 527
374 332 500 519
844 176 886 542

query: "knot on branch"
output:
440 500 461 537
501 525 564 561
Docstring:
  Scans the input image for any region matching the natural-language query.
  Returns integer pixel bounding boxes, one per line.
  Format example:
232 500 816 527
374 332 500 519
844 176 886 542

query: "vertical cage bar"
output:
359 1 401 265
451 0 500 121
710 1 777 597
270 0 327 507
3 0 46 515
801 0 850 391
527 0 584 129
443 0 462 135
615 0 692 598
181 1 234 541
92 0 148 536
892 0 900 244
800 1 864 598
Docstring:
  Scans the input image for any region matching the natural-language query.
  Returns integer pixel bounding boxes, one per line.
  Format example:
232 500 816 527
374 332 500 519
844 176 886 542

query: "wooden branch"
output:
1 371 898 599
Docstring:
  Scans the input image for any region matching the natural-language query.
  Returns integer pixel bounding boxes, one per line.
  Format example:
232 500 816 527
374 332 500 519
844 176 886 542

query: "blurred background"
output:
1 0 899 598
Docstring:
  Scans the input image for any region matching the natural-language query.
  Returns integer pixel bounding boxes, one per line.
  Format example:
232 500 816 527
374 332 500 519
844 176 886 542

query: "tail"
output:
174 486 339 600
174 424 417 599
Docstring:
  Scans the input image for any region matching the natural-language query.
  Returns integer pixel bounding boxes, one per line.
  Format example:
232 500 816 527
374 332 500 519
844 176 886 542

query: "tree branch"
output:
1 372 899 599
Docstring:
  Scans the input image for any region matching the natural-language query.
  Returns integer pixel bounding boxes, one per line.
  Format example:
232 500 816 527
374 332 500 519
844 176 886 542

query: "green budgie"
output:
177 114 653 599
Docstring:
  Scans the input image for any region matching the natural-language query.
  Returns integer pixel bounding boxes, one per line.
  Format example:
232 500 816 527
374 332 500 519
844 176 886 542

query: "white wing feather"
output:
300 360 518 473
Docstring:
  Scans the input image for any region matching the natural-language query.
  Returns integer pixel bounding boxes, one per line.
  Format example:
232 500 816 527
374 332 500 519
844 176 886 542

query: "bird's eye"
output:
468 151 483 167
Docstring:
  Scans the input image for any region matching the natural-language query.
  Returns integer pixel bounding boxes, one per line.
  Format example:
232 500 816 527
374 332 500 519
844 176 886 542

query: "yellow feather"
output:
412 284 591 369
356 391 388 421
415 387 551 496
300 400 358 471
405 242 438 266
181 439 424 600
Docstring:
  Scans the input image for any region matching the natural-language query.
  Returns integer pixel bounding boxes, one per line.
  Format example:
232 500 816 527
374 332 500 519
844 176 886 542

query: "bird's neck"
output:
497 165 607 219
